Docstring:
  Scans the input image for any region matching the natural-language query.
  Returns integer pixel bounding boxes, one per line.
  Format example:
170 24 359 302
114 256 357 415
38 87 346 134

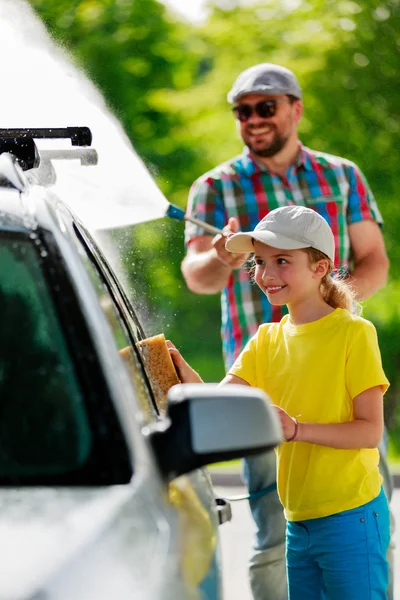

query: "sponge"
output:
136 333 180 414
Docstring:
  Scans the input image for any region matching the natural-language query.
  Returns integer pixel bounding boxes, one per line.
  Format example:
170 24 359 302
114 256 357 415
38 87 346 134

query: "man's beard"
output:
248 130 290 158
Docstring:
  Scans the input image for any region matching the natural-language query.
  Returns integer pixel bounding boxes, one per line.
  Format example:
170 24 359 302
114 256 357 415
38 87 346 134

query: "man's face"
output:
233 93 302 158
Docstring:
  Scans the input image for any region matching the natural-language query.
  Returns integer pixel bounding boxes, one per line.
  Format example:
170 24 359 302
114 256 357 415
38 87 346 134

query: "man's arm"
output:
181 218 249 295
347 220 389 300
181 236 236 295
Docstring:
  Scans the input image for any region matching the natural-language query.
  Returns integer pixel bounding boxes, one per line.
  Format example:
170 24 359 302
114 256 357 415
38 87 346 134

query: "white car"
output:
0 129 281 600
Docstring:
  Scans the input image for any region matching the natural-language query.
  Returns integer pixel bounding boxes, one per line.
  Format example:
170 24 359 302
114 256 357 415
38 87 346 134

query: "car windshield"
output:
0 235 92 479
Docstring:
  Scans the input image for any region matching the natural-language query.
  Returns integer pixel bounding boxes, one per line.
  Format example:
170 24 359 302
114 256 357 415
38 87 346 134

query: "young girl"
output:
169 205 390 600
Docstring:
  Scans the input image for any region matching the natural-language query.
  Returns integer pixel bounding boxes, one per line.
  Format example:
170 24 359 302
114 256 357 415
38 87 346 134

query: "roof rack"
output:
0 127 92 146
0 127 93 171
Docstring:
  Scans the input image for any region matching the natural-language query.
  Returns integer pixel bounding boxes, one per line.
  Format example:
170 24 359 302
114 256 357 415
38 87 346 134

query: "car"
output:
0 128 281 600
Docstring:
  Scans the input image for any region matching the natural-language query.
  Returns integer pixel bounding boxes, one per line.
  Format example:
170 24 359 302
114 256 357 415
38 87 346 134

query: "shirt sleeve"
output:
184 175 227 246
345 319 389 399
347 163 383 226
227 332 259 387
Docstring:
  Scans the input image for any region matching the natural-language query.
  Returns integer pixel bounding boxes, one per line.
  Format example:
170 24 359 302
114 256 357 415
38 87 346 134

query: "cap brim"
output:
225 231 310 253
229 88 292 103
228 87 301 103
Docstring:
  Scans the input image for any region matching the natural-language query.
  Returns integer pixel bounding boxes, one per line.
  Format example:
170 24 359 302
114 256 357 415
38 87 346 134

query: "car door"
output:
69 217 223 599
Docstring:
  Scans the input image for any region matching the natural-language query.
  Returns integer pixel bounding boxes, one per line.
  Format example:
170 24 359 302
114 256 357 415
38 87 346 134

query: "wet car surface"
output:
0 142 281 600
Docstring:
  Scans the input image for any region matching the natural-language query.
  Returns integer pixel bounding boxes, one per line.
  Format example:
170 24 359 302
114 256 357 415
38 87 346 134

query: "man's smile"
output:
248 126 274 136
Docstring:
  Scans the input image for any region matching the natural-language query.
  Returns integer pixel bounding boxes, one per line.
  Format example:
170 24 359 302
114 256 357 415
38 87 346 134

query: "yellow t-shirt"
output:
229 308 389 522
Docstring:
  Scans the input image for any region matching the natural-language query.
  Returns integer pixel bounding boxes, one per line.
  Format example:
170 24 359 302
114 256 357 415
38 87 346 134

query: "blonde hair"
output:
305 248 360 314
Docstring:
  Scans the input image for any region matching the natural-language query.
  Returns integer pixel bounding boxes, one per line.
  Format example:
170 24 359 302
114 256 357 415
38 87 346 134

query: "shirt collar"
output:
297 143 313 171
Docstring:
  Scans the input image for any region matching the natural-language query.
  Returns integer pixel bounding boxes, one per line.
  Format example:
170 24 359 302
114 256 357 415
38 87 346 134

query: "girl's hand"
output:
166 341 204 384
273 406 298 442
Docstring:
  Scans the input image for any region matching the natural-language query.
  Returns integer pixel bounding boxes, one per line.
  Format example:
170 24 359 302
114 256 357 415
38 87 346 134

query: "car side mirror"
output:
146 383 282 481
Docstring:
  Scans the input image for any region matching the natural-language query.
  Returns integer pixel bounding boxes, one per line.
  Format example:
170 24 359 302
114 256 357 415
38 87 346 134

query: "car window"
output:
73 225 159 424
0 236 92 478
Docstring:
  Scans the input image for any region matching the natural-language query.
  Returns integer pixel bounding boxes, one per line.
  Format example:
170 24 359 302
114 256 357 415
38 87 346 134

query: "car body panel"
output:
0 183 223 599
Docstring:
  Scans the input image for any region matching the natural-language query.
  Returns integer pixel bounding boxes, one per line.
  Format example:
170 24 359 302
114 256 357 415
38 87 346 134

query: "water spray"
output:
0 127 223 236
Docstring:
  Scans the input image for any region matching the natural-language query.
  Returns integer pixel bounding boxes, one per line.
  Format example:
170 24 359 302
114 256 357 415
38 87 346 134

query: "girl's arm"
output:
275 385 384 449
219 373 251 387
167 341 250 387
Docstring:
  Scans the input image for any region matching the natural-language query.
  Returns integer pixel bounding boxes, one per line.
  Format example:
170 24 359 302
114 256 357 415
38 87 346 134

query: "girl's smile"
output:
265 285 287 294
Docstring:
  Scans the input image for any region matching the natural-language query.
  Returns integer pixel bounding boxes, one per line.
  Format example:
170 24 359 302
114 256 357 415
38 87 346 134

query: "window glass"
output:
0 237 92 478
75 239 158 424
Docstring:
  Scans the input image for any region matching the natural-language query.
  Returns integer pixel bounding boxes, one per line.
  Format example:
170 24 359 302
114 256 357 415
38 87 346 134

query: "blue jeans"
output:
286 487 390 599
243 431 394 600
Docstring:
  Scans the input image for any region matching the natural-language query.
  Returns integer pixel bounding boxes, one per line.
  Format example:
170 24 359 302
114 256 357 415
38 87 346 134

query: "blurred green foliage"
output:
30 0 400 441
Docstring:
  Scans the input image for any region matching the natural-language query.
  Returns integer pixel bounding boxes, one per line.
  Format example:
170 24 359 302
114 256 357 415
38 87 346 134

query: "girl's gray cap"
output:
225 205 335 262
227 63 302 104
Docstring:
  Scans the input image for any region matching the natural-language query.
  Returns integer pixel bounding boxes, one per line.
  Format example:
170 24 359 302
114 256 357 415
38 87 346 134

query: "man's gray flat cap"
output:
227 63 302 104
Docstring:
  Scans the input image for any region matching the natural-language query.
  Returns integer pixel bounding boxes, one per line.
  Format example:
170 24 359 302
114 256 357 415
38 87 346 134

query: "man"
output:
181 63 391 600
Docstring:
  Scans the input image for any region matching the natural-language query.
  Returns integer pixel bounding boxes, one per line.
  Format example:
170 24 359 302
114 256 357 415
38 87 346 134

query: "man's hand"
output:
211 217 250 269
182 217 250 294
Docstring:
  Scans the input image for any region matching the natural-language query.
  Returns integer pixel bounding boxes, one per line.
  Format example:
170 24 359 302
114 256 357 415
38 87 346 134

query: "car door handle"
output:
215 497 232 525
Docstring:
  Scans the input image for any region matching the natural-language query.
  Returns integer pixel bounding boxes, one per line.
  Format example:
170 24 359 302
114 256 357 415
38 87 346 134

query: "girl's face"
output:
253 241 326 307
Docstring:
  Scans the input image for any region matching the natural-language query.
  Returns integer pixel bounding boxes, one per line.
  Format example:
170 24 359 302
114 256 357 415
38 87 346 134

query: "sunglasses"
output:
232 99 289 122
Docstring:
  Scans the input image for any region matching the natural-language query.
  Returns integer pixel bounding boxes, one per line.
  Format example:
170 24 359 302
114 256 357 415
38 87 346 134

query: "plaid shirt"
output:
185 144 383 370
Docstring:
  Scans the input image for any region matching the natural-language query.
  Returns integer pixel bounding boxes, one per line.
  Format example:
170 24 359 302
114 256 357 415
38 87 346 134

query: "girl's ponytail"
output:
306 248 360 314
321 273 355 312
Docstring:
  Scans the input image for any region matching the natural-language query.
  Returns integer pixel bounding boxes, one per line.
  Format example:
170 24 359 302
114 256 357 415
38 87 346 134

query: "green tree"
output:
30 1 400 419
30 0 227 379
158 0 400 418
30 0 202 199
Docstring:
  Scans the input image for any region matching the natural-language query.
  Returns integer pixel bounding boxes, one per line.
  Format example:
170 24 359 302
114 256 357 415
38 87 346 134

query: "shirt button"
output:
360 518 365 522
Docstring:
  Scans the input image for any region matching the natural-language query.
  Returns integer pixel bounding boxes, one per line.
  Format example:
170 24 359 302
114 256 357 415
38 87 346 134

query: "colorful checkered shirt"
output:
185 144 383 370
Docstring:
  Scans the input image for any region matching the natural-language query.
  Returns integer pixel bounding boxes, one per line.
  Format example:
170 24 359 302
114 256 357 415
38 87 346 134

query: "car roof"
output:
0 153 75 245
